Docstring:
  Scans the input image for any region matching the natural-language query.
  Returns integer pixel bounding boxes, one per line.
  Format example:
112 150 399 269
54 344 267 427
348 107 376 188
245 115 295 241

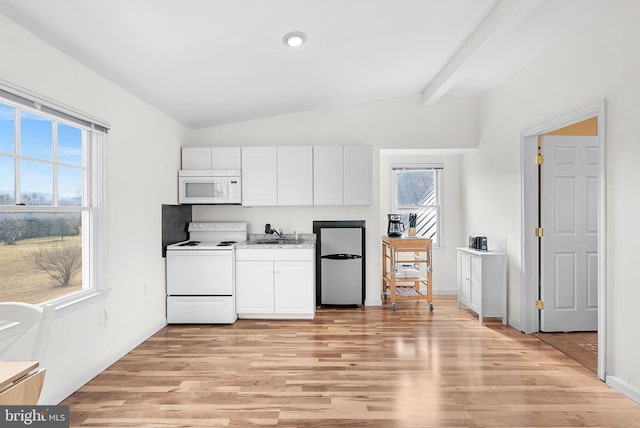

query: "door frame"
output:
519 99 606 380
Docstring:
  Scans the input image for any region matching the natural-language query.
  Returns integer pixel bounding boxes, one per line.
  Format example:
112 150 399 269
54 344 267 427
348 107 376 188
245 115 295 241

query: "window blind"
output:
0 80 110 134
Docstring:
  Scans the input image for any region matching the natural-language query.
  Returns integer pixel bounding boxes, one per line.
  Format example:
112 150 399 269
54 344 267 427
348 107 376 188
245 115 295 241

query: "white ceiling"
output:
0 0 612 129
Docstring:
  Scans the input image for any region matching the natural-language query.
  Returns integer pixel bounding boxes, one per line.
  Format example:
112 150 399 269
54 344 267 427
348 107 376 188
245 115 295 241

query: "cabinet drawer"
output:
236 248 313 261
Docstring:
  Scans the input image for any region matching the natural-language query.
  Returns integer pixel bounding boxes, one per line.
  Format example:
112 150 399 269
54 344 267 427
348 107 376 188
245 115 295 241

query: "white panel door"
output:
274 261 314 314
458 251 471 306
211 147 241 169
241 147 277 206
541 135 598 331
313 146 343 205
181 147 212 170
277 146 313 205
343 145 372 205
236 261 274 313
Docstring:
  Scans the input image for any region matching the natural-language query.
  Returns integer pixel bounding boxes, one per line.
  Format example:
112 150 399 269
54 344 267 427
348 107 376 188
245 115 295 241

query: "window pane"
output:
0 103 15 154
21 160 53 205
0 156 15 205
397 208 438 244
0 212 83 304
396 170 435 206
20 111 52 161
58 123 82 166
58 166 83 206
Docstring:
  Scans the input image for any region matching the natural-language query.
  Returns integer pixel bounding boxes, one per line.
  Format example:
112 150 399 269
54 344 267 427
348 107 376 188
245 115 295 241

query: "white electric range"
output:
166 222 247 324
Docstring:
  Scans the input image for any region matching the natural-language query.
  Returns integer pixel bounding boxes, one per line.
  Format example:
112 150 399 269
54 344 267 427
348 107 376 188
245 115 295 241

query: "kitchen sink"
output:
251 239 304 245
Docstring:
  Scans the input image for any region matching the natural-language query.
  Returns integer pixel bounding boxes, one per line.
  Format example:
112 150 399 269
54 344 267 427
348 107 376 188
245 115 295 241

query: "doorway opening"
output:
520 100 606 380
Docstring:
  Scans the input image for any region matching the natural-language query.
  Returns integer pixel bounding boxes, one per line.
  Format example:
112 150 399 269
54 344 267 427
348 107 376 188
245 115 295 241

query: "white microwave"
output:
178 170 241 204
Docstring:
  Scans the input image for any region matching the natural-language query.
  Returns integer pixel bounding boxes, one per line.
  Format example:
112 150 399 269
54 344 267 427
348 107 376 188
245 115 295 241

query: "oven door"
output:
166 250 233 295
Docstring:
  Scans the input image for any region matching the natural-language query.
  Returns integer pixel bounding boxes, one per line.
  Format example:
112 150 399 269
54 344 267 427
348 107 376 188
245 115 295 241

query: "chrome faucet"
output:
264 223 283 238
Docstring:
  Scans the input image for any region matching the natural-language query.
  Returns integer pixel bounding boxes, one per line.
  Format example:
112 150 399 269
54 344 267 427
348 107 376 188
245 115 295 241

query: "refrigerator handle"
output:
321 254 362 260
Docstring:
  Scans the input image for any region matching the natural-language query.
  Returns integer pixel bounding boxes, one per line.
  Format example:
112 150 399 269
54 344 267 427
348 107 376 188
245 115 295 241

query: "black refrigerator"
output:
313 220 366 306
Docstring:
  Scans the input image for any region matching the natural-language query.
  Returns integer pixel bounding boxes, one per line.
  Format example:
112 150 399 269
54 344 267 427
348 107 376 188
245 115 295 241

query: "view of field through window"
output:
0 213 82 303
1 100 85 304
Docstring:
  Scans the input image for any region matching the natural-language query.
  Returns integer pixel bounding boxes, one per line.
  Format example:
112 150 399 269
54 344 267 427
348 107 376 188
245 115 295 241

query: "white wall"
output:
0 15 187 403
188 95 478 305
379 152 465 294
463 0 640 397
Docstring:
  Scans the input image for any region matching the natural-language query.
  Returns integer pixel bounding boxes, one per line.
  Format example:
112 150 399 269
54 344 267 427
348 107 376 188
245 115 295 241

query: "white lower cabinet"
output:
236 249 315 319
235 261 274 313
457 248 507 325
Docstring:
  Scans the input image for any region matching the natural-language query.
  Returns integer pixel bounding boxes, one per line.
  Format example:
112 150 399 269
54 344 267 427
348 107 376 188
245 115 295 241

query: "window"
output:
391 164 443 245
0 88 107 306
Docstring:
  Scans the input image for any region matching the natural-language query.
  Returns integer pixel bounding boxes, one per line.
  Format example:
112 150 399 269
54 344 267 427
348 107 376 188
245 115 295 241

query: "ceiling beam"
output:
421 0 541 105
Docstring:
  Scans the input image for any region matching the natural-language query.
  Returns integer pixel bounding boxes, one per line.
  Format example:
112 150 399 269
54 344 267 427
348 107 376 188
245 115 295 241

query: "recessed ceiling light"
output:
283 31 306 47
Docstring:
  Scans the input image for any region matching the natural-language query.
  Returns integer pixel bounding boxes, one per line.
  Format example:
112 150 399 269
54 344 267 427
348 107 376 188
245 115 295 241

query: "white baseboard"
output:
41 320 166 405
607 375 640 404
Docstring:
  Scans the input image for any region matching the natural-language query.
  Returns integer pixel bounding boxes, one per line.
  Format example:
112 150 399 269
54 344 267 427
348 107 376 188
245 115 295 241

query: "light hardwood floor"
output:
63 296 640 427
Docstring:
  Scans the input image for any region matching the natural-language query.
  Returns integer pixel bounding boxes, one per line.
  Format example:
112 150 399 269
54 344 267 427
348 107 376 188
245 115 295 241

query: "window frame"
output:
391 163 444 247
0 95 107 309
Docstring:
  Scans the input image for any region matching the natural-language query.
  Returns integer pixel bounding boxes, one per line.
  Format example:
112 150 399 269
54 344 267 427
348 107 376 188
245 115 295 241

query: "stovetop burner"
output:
217 241 237 247
178 241 201 246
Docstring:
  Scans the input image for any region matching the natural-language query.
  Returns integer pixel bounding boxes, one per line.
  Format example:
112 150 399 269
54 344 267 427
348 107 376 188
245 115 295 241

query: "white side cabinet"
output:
241 147 278 206
456 248 507 324
236 249 315 319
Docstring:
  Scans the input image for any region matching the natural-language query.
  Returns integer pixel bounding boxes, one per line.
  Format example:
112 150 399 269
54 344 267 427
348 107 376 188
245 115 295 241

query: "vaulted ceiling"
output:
0 0 612 128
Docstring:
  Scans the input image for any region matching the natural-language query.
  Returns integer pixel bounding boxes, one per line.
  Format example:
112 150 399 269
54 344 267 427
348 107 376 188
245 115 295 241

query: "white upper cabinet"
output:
184 145 371 206
242 147 278 206
313 146 344 205
344 145 372 205
313 145 372 206
181 147 212 170
277 146 313 206
181 146 241 170
212 147 241 170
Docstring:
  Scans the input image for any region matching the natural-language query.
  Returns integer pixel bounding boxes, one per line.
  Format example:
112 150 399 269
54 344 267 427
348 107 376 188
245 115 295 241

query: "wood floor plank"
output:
62 296 640 427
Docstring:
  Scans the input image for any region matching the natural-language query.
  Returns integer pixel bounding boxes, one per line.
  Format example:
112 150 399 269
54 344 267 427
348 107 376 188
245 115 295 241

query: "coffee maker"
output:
387 214 404 237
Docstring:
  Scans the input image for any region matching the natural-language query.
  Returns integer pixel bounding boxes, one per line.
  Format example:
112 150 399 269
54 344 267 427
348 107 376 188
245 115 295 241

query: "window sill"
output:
44 289 108 313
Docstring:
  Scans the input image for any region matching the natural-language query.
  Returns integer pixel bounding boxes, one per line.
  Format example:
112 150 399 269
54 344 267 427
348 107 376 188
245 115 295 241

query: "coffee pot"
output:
387 214 405 237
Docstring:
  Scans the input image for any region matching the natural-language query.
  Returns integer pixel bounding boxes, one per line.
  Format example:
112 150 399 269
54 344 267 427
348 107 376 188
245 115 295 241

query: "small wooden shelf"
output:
381 236 433 312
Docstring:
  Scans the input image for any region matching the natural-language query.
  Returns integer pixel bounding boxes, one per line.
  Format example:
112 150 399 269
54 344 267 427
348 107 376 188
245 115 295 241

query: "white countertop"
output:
236 233 316 249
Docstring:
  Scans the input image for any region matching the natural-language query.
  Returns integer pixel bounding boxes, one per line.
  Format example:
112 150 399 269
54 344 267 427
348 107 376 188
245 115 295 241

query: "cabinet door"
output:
277 146 313 206
459 252 471 305
343 145 372 205
469 255 482 310
181 147 212 170
236 261 274 313
212 147 241 170
274 261 314 314
313 146 343 205
241 147 277 206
